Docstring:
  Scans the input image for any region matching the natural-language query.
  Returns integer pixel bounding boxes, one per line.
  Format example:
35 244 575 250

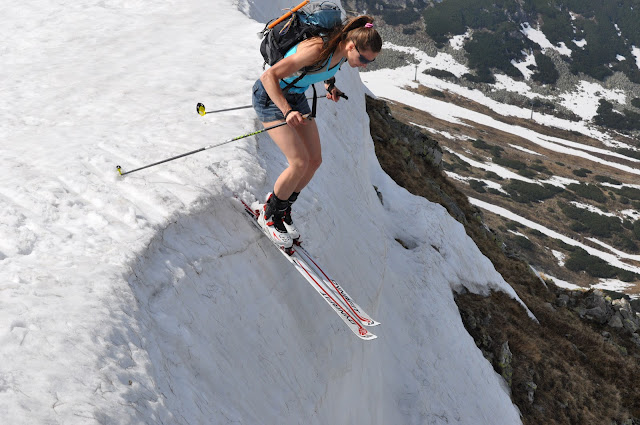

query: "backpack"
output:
259 1 343 68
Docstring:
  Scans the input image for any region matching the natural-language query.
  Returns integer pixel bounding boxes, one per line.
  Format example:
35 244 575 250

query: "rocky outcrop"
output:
555 288 640 346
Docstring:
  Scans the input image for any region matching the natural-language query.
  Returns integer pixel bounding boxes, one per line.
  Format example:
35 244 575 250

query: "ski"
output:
235 196 377 340
294 245 380 327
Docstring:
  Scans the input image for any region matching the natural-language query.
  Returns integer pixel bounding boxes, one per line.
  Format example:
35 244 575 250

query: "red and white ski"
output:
235 196 378 340
294 245 380 327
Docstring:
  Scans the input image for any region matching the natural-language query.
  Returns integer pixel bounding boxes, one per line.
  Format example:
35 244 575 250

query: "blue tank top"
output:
279 44 345 94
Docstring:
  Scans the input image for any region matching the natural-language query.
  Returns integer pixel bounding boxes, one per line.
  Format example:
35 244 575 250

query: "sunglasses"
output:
355 46 375 64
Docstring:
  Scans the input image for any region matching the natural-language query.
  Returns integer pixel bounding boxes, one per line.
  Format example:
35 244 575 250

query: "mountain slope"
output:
0 0 527 424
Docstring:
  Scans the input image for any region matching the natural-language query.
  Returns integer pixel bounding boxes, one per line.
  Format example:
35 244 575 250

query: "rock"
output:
556 294 570 307
585 289 608 310
608 312 624 329
623 318 639 334
585 306 609 324
526 381 537 404
499 341 513 387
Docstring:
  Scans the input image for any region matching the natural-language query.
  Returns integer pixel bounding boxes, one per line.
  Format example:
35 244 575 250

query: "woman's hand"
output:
285 110 306 127
326 86 344 102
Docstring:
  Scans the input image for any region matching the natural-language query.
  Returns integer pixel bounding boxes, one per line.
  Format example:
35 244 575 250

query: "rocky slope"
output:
366 94 640 425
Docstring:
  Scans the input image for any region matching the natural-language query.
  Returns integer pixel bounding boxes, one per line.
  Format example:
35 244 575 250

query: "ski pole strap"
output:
310 84 318 118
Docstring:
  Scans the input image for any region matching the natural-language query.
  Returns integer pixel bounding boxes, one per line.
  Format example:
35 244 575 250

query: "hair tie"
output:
364 22 374 29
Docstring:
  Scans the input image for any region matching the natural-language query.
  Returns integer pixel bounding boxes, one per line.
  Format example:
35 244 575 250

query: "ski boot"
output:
256 193 293 251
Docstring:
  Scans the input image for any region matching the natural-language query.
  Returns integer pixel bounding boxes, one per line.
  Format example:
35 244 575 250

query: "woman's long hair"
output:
309 15 382 69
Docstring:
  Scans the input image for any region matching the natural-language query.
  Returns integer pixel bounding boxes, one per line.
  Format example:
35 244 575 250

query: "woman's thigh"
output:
264 120 309 163
293 119 321 163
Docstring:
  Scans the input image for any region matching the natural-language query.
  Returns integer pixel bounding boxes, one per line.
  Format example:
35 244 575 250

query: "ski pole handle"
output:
268 0 309 29
196 100 333 116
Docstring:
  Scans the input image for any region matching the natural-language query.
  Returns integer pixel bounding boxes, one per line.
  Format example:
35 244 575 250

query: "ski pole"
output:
196 93 347 116
116 116 308 177
268 0 309 30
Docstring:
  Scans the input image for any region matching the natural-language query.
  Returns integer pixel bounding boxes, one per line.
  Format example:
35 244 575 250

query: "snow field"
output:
0 0 529 423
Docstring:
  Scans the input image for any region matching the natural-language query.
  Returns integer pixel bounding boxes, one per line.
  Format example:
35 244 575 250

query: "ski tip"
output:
358 328 377 340
365 320 381 327
359 332 378 341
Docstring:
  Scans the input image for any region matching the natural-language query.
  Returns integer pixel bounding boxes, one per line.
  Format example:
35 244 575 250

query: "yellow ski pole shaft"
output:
117 115 310 177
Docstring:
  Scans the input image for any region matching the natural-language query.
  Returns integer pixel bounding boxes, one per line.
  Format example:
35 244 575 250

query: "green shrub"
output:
518 169 538 178
565 248 617 279
505 181 564 203
506 220 521 230
595 175 622 185
529 164 551 174
494 157 527 171
613 235 638 252
465 31 523 77
485 171 504 180
594 99 640 131
423 69 457 80
560 202 623 238
514 235 534 250
572 168 592 177
529 229 546 238
612 186 640 201
473 138 492 150
567 183 607 203
463 70 496 84
634 221 640 240
469 179 487 193
383 8 421 25
531 53 559 85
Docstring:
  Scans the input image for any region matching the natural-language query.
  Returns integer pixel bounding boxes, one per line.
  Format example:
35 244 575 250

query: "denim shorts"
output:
252 79 311 122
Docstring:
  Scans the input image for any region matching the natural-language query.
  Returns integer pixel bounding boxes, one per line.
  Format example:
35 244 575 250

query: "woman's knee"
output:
308 155 322 172
288 155 311 174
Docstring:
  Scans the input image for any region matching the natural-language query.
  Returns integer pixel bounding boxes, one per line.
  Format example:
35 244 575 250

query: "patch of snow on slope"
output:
633 46 640 69
510 50 537 80
559 80 627 120
521 23 572 56
383 42 470 77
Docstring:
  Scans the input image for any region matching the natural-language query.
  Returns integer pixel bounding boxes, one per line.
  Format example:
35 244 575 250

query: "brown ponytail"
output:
310 15 382 69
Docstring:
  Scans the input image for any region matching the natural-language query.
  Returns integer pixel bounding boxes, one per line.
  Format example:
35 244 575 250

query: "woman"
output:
252 15 382 249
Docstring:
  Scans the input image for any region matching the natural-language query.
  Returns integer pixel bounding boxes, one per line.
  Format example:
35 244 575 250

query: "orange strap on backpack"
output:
268 0 310 29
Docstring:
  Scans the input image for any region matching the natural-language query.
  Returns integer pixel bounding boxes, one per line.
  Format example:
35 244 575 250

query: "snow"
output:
559 80 627 120
509 144 543 156
520 23 573 56
633 46 640 69
0 1 526 424
449 30 472 50
383 42 470 77
494 72 538 93
573 38 587 48
510 51 537 80
570 201 619 218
